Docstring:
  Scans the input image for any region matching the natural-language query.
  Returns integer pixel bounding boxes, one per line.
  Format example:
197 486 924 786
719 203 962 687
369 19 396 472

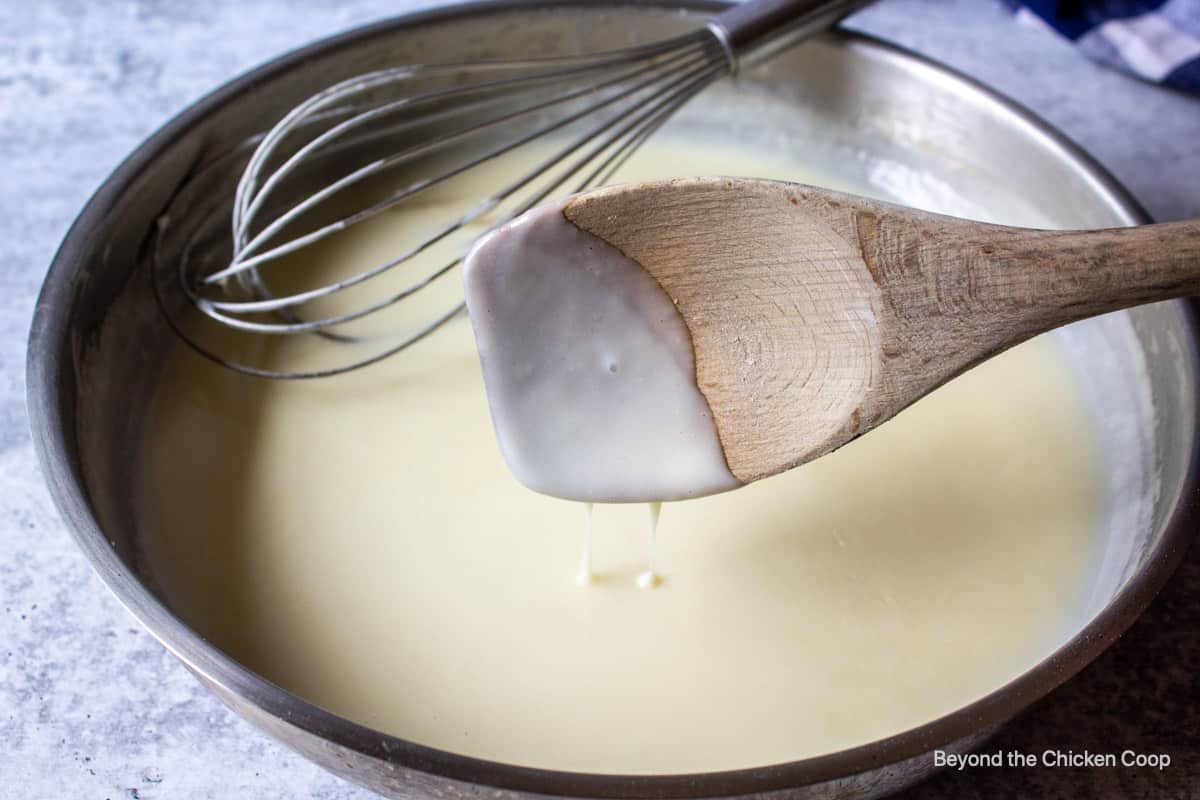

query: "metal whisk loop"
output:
173 0 873 378
215 40 715 286
231 36 711 241
186 55 724 341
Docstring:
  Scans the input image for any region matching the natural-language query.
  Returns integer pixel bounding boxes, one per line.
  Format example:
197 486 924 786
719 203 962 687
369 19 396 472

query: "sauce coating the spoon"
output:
463 198 739 502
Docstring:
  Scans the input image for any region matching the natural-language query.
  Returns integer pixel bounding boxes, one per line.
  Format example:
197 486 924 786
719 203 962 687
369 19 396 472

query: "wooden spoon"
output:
555 177 1200 487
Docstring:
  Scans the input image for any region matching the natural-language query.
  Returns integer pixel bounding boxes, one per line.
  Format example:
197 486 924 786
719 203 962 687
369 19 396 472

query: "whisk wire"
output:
230 31 710 230
210 42 715 286
187 55 724 338
169 24 750 377
194 61 710 320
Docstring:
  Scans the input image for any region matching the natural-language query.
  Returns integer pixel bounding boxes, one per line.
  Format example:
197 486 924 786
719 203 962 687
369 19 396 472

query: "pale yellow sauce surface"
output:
141 138 1102 773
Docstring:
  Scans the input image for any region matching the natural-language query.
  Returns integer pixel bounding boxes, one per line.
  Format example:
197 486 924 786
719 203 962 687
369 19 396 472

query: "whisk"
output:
176 0 874 378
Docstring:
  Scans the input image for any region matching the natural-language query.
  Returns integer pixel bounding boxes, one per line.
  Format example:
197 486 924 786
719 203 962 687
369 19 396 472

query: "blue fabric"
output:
1166 54 1200 85
1007 0 1200 93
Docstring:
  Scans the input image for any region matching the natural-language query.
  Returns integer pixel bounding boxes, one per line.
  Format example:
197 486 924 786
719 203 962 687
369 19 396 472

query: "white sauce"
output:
140 136 1103 774
464 199 738 502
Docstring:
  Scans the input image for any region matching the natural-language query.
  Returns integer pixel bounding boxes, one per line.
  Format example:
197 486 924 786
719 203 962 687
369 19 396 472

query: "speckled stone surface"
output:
2 1 1198 798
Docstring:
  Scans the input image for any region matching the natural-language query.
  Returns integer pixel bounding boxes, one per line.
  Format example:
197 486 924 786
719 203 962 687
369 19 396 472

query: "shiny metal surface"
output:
180 0 872 378
25 2 1200 799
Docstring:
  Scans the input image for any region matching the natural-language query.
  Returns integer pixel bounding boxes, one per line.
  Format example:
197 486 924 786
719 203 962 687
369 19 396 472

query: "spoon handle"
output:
853 212 1200 435
960 219 1199 338
869 216 1200 354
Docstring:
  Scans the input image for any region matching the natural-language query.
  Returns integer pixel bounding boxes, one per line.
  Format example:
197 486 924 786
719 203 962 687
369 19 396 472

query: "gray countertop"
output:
2 1 1198 798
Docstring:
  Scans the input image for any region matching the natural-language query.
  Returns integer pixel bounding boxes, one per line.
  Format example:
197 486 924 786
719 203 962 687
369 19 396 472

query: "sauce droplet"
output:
576 502 594 585
637 502 662 589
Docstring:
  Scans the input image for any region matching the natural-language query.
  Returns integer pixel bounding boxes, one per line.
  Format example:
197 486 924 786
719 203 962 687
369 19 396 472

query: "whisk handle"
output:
710 0 876 57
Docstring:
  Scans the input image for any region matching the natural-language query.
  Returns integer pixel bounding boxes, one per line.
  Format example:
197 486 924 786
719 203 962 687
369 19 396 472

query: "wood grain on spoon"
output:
562 177 1200 484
